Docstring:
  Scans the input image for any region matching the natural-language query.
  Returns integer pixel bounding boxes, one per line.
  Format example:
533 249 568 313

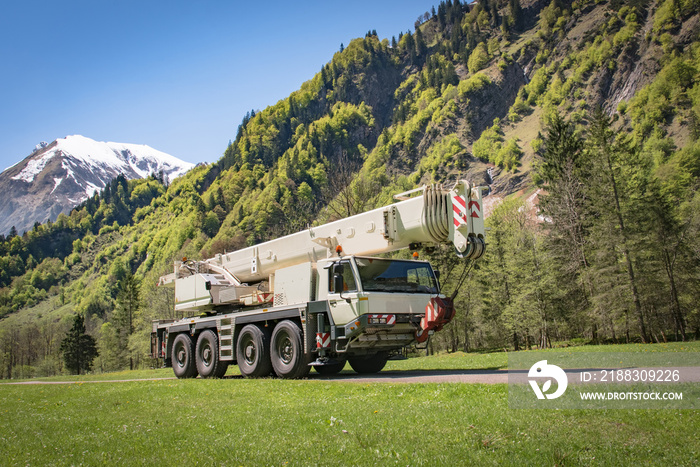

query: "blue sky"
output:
0 0 438 169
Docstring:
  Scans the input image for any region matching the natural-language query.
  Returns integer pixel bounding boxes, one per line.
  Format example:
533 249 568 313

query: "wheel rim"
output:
175 342 186 368
277 333 293 365
241 334 256 365
201 343 212 368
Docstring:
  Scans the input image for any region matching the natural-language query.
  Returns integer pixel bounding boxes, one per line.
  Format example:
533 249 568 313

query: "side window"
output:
416 268 434 288
329 261 357 293
407 269 418 284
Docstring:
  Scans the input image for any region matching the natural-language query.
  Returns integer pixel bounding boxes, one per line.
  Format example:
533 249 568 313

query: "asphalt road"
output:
3 369 509 385
4 367 699 385
310 368 509 384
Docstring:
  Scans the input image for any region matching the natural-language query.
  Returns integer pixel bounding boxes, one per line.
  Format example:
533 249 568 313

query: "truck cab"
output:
314 255 443 360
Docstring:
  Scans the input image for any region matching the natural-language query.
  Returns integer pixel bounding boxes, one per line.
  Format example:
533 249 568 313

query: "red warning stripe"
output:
316 332 331 348
368 314 396 325
453 194 467 227
469 200 481 219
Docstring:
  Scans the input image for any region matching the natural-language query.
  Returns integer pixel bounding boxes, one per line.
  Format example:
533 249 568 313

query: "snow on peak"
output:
57 135 191 175
11 150 57 182
11 135 194 185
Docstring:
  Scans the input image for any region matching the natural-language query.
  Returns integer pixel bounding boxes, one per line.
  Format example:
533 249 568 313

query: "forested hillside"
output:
1 0 699 378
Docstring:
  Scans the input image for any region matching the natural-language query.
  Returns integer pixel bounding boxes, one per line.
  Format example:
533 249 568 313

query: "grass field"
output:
1 342 698 465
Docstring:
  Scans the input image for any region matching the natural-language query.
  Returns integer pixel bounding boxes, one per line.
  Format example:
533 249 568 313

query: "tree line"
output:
427 109 699 353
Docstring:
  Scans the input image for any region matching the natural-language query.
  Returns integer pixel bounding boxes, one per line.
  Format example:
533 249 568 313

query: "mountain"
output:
0 135 194 235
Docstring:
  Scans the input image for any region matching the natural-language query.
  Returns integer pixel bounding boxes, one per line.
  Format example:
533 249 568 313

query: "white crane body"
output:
151 181 485 379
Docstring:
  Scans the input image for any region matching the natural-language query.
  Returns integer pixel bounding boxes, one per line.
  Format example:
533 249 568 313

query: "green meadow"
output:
1 343 698 465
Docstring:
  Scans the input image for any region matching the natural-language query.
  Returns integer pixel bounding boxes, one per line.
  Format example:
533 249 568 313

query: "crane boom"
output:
181 180 485 285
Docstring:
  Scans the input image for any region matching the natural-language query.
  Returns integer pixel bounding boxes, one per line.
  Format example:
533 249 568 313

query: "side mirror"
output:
205 281 212 291
333 273 344 295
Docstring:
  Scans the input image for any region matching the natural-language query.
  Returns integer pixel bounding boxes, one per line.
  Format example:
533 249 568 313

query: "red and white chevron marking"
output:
316 332 331 348
368 314 396 325
453 194 468 227
424 301 437 325
469 199 481 219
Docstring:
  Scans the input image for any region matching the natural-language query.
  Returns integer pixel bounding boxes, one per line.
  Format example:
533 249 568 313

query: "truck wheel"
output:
314 360 346 375
236 324 272 378
270 320 311 379
172 334 197 378
348 352 388 374
196 330 228 378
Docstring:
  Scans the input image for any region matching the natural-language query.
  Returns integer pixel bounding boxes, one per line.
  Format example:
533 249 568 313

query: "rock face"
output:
0 135 194 235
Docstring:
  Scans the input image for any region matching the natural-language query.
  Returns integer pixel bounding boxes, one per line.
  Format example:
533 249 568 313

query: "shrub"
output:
458 73 491 96
468 42 490 74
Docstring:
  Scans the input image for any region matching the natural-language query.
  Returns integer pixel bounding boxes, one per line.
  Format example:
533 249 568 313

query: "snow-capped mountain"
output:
0 135 194 236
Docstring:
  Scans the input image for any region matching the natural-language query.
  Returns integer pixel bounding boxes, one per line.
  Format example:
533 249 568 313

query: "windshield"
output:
355 258 439 294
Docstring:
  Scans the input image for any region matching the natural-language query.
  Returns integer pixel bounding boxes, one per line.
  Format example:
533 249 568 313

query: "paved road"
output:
3 370 509 385
4 377 177 385
4 367 699 385
311 369 509 384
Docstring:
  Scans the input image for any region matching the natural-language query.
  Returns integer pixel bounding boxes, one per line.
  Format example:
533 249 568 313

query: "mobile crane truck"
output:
151 180 485 379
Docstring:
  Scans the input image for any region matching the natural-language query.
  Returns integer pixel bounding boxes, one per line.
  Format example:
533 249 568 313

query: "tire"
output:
270 320 311 379
236 324 272 378
314 360 346 375
195 330 228 378
348 352 388 374
171 333 197 378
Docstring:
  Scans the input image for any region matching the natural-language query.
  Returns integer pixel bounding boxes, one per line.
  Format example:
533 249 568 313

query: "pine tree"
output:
403 31 416 65
586 108 650 343
113 272 141 370
509 0 523 31
537 113 596 339
415 26 428 59
321 64 329 87
60 314 98 375
491 2 500 27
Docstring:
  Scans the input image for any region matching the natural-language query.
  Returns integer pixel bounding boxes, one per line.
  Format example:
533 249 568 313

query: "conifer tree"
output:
415 26 428 59
537 113 596 339
60 314 98 375
509 0 523 31
586 108 650 343
113 272 141 370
